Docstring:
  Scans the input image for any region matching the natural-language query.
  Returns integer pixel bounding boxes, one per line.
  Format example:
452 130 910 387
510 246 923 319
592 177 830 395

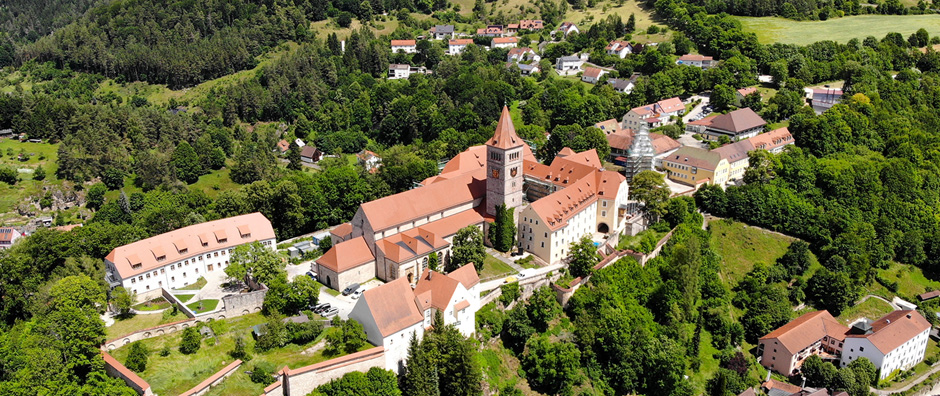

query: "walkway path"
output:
870 363 940 395
484 247 526 273
858 294 900 310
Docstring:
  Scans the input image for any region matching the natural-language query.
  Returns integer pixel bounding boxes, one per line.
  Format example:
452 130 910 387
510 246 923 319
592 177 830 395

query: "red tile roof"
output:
846 310 931 353
330 223 353 237
316 236 374 273
583 67 604 79
761 379 801 395
487 106 524 149
391 40 416 46
0 227 20 243
529 176 598 231
760 310 849 354
105 213 275 279
360 170 485 232
413 269 460 311
747 127 793 151
448 263 480 289
449 39 473 45
707 108 767 134
362 277 425 337
919 290 940 301
679 54 713 61
737 87 758 97
492 37 518 44
277 139 289 152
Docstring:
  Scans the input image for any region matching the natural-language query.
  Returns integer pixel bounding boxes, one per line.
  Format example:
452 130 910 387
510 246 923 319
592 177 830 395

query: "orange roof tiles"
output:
448 263 480 289
361 170 485 232
747 127 793 152
316 236 375 273
391 40 416 46
707 108 767 134
529 176 598 231
492 37 518 44
846 310 931 353
761 379 801 395
413 269 460 311
454 300 470 311
737 87 758 97
106 213 274 279
760 310 849 354
594 119 622 135
595 170 626 198
583 67 604 78
276 139 289 152
449 39 473 45
330 223 353 237
658 97 685 114
362 277 425 337
679 54 713 61
102 351 151 392
487 106 524 149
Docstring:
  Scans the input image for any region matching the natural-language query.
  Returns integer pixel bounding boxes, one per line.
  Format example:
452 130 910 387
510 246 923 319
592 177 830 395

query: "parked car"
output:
306 271 317 281
322 307 339 317
351 289 363 299
342 283 360 296
311 303 330 313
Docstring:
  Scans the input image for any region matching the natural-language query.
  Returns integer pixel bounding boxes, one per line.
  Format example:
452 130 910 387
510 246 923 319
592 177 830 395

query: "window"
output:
146 273 150 278
138 276 143 281
859 347 864 352
222 251 226 256
171 277 175 281
161 269 165 274
202 242 208 247
214 252 219 257
131 279 136 284
156 255 166 261
171 265 175 270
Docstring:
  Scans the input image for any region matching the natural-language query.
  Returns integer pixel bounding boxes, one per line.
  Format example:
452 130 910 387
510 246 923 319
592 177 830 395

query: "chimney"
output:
907 313 912 319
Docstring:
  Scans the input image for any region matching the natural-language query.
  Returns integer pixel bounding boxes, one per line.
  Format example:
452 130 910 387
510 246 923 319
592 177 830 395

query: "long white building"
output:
105 213 276 301
840 310 931 379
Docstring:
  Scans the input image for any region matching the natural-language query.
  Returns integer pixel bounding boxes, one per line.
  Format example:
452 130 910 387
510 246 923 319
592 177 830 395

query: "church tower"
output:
625 122 655 182
485 106 525 217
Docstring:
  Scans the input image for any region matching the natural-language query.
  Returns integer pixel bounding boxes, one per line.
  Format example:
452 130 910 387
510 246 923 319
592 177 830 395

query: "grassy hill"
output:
738 15 940 45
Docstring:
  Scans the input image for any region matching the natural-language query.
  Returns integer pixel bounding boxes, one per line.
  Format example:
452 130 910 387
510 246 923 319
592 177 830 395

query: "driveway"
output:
682 94 710 123
315 279 383 320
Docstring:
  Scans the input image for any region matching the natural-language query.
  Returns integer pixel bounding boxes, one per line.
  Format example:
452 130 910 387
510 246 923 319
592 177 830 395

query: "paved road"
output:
479 262 565 292
682 94 710 123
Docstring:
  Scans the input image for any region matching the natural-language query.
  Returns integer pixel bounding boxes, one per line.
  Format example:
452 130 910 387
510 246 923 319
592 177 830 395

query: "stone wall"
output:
101 351 154 396
221 285 267 317
178 359 243 396
263 347 387 396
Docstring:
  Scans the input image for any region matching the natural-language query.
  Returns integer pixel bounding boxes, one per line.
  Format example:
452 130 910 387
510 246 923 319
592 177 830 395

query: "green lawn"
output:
879 262 940 299
708 218 806 286
176 294 195 303
177 277 208 291
480 254 517 280
0 140 61 218
318 282 340 296
108 313 369 396
617 228 667 251
106 310 189 340
187 299 220 314
836 297 895 326
133 297 172 312
738 15 940 45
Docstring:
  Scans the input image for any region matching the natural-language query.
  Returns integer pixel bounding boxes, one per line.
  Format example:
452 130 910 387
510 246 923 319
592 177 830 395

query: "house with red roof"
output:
390 40 417 54
491 36 518 49
349 265 480 372
841 310 931 379
581 66 607 84
622 97 685 129
104 213 276 302
758 310 849 376
676 54 715 68
686 107 767 141
448 39 473 55
735 87 759 106
0 227 22 250
605 40 633 58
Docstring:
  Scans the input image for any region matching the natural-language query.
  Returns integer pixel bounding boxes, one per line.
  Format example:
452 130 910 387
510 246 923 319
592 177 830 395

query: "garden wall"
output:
262 346 387 396
101 351 154 396
178 359 243 396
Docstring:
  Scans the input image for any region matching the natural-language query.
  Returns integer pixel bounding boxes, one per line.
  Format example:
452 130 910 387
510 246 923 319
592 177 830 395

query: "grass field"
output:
108 313 365 396
187 299 219 314
106 311 190 340
836 297 895 326
708 218 809 285
176 294 195 303
0 139 63 222
879 262 940 299
178 277 208 291
133 297 172 312
738 15 940 45
481 254 517 280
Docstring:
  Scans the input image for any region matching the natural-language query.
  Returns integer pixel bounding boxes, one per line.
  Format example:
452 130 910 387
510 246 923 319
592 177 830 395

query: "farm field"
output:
738 15 940 45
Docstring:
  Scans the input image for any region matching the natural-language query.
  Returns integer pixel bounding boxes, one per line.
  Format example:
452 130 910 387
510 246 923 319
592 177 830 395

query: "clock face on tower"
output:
510 167 517 177
491 169 500 178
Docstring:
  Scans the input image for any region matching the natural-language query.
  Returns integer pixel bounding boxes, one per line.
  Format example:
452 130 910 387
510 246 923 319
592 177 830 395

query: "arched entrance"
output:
407 272 414 283
326 276 332 288
597 223 610 233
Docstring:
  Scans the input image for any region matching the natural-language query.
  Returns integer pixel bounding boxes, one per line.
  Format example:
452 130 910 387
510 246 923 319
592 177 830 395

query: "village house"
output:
519 19 544 30
663 146 729 187
300 146 323 163
758 310 849 376
507 47 539 63
476 25 504 37
556 22 579 36
841 310 931 379
685 108 766 141
104 213 276 302
319 106 630 290
349 265 480 372
429 25 455 40
508 62 540 76
448 39 473 55
275 140 290 155
491 36 518 49
390 40 417 54
555 55 584 72
607 77 636 93
676 54 715 68
735 87 759 106
581 67 606 84
605 40 633 58
0 227 22 249
388 64 430 80
357 150 382 173
621 97 685 129
809 87 842 114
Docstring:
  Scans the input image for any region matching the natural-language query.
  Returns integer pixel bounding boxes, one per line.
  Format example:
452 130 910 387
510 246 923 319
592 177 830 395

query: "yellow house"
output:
663 146 730 187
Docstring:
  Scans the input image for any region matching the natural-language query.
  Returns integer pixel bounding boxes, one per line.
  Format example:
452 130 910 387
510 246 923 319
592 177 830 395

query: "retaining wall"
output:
263 347 387 396
179 359 243 396
102 351 154 396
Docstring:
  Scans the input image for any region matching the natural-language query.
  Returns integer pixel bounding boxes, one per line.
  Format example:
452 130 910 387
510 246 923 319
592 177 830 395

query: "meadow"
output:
738 15 940 45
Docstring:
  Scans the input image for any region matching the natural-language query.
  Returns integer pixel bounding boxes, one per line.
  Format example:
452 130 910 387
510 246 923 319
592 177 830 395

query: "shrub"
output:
250 364 275 385
499 282 521 306
179 327 201 354
124 342 149 372
159 346 171 357
230 336 252 361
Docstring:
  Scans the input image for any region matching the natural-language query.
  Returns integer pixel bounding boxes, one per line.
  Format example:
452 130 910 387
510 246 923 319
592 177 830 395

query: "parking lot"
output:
311 279 384 320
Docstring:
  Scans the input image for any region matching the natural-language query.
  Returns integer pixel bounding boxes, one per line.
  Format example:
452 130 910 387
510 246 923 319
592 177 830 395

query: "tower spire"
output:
487 106 522 149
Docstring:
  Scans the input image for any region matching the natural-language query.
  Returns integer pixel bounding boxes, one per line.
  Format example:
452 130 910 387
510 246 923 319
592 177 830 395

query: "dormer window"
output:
179 248 187 254
156 255 166 261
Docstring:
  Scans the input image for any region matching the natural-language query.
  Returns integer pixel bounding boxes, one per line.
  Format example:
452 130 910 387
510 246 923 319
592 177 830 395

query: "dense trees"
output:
568 236 600 278
450 226 485 271
400 314 482 396
179 327 202 354
312 367 401 396
489 204 516 253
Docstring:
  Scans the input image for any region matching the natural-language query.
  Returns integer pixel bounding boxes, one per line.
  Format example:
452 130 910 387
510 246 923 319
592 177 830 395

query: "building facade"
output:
841 311 931 379
104 213 276 300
